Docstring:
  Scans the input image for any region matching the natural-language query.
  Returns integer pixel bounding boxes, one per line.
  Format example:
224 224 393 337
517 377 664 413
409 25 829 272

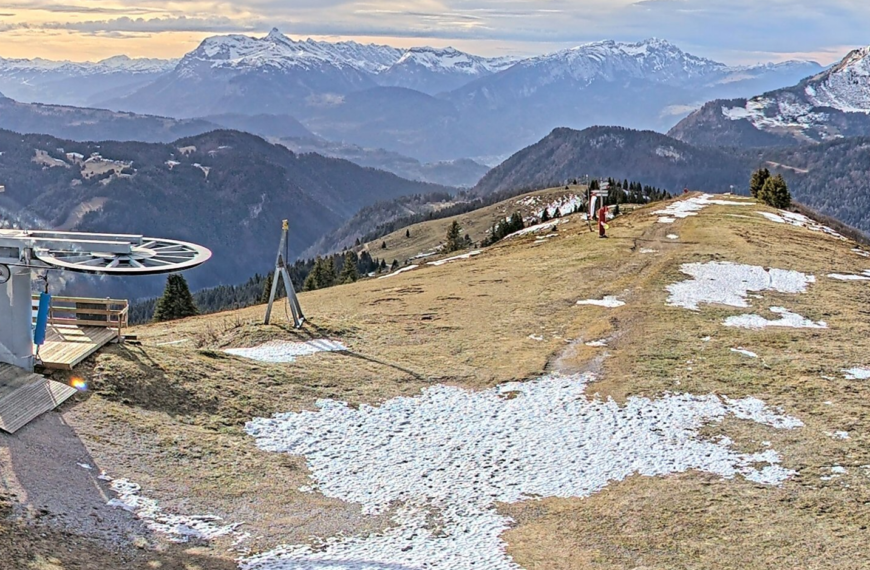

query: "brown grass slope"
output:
4 191 870 568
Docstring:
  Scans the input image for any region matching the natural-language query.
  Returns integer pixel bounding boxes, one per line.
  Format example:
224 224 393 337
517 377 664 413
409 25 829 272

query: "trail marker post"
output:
264 220 305 328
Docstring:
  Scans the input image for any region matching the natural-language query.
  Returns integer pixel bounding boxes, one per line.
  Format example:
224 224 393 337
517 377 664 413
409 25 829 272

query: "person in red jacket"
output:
598 205 608 238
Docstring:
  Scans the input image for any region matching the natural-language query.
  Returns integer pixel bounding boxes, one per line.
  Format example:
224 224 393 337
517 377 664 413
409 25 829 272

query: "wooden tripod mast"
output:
264 220 305 328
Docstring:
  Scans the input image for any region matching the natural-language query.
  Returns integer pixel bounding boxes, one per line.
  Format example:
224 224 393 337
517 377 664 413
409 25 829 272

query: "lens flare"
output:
70 377 88 391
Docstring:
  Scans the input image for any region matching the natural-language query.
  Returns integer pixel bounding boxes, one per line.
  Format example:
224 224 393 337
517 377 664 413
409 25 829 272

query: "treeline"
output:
129 249 390 324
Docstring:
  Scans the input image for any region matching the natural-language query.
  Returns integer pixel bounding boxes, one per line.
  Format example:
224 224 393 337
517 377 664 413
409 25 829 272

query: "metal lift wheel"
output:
32 237 212 275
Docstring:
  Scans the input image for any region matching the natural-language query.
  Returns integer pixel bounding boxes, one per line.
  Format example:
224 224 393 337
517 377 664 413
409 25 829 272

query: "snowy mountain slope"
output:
104 29 403 117
429 39 821 159
670 46 870 147
0 55 177 106
177 28 403 76
378 47 518 94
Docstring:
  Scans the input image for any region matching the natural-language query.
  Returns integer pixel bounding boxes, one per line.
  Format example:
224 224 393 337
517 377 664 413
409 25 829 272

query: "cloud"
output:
48 15 257 34
0 0 865 63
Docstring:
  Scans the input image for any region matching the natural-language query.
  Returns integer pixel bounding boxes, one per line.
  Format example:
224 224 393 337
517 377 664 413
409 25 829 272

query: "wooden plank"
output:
35 325 118 370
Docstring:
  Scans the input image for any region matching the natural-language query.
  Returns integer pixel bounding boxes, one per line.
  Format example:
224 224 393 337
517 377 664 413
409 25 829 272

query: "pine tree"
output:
339 251 359 284
405 229 411 238
153 274 198 322
303 258 324 291
260 272 274 304
381 241 387 249
540 209 550 222
322 257 337 288
614 203 620 216
759 174 791 209
355 237 361 247
391 259 399 271
445 220 464 253
750 168 771 198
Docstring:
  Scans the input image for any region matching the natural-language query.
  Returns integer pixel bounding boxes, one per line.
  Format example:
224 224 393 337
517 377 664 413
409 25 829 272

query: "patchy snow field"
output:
243 373 801 570
107 478 245 544
667 262 815 311
758 211 845 240
224 340 347 363
577 296 625 308
653 194 751 223
725 307 827 330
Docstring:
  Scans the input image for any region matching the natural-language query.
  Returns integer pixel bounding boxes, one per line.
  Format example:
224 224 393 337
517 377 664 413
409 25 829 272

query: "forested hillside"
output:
473 127 747 196
471 126 870 237
0 129 452 298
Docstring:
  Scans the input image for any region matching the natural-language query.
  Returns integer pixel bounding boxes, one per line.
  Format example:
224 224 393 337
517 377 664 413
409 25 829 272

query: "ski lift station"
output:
0 229 211 433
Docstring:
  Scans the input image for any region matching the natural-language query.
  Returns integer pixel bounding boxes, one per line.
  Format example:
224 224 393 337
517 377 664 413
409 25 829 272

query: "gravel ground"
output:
0 410 149 547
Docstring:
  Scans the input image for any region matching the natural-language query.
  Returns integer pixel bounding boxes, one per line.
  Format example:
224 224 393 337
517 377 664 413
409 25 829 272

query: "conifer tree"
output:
339 251 359 284
391 259 399 271
445 220 465 252
355 237 361 247
405 229 411 238
153 274 198 322
759 174 791 209
381 241 387 249
750 168 771 198
541 209 550 222
260 272 274 304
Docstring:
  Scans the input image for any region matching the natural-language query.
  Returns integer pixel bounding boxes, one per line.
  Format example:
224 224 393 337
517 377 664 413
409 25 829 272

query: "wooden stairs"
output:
0 363 78 433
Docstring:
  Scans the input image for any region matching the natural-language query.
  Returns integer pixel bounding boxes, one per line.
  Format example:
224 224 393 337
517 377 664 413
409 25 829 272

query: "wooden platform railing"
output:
32 295 129 336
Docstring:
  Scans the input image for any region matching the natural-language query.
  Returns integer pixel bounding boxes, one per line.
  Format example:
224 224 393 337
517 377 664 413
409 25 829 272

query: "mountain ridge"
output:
670 45 870 148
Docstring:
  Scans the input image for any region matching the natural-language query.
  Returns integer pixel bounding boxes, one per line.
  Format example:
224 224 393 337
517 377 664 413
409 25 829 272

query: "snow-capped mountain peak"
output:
184 29 403 75
803 45 870 113
391 46 516 75
508 38 726 87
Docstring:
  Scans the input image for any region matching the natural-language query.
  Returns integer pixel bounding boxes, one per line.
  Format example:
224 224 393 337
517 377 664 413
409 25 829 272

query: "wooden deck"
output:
35 325 118 370
31 295 128 370
0 363 77 433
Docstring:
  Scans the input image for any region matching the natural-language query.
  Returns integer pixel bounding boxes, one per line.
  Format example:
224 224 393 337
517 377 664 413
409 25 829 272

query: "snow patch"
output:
504 220 561 239
666 261 815 311
243 373 801 570
828 270 870 281
427 250 481 266
724 307 827 330
224 340 347 363
843 368 870 380
731 348 758 358
107 478 245 544
654 193 751 223
577 296 625 308
758 211 844 239
378 265 419 279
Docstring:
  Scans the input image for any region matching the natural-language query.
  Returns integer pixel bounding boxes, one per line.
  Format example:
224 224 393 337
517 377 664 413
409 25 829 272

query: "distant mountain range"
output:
0 55 176 107
471 125 870 237
671 46 870 148
0 128 452 298
0 30 820 162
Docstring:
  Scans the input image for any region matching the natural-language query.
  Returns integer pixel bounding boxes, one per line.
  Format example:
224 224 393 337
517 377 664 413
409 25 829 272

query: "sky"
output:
0 0 866 64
